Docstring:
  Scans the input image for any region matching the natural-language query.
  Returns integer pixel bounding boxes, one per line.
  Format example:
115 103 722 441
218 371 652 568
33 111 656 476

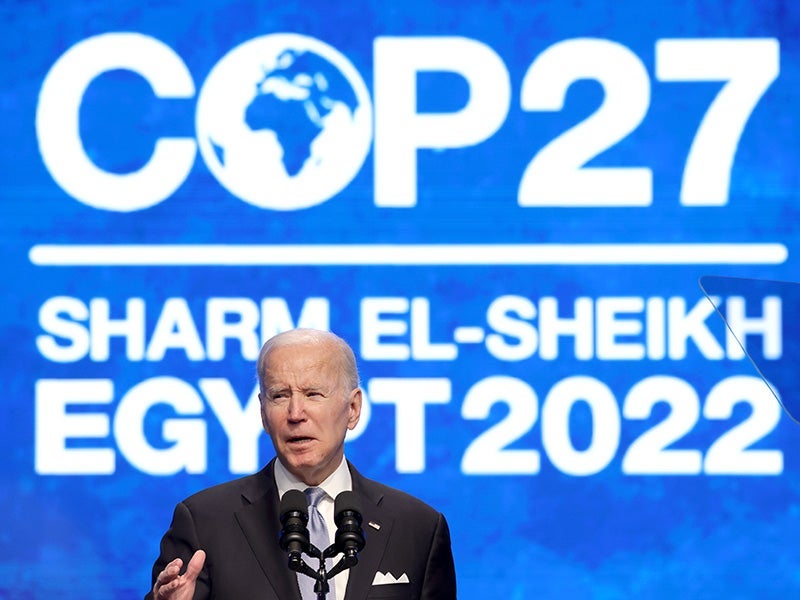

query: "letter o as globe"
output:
196 34 372 210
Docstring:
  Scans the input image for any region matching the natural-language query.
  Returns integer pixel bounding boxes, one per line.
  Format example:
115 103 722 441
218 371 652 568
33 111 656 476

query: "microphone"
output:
279 489 310 568
333 491 366 566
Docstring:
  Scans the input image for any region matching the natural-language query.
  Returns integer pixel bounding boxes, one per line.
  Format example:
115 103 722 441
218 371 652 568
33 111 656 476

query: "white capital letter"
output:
368 378 451 473
114 377 206 475
36 33 195 211
374 36 510 206
200 379 263 473
35 379 115 474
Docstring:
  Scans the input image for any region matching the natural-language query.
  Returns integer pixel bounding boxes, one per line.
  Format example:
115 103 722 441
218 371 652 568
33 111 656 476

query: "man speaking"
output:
146 328 457 599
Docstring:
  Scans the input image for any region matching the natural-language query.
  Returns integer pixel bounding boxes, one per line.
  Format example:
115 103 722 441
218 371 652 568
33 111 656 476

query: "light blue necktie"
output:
299 487 336 600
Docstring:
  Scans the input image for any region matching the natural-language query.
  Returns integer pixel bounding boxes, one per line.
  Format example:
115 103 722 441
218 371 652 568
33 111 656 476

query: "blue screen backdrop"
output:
2 1 800 598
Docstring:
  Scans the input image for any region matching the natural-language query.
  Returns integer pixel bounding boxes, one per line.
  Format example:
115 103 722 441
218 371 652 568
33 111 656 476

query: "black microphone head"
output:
280 489 309 523
334 490 366 555
279 489 310 556
334 491 363 526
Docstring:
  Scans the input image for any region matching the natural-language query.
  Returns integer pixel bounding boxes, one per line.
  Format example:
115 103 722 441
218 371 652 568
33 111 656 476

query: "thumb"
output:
184 550 206 583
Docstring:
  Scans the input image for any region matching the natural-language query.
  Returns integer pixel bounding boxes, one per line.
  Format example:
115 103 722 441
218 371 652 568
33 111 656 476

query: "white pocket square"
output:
371 571 410 585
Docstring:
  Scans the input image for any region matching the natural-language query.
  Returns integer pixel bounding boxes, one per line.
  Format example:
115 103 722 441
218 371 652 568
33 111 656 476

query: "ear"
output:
259 392 270 433
346 387 362 430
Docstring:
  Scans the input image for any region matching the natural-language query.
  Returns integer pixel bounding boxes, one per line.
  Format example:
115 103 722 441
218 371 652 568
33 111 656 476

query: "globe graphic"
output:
196 34 373 210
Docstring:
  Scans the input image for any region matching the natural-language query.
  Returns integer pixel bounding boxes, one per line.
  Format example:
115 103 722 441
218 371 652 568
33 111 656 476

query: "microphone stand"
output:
287 544 327 598
281 490 365 600
290 542 361 600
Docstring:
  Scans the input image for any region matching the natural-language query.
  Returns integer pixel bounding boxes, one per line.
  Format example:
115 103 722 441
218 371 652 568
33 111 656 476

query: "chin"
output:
285 453 318 472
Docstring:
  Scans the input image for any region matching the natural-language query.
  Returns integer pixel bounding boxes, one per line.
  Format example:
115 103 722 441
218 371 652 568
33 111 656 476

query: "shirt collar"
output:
274 456 352 503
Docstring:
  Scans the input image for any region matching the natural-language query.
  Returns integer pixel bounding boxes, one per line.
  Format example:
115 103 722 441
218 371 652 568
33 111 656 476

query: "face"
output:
259 339 362 486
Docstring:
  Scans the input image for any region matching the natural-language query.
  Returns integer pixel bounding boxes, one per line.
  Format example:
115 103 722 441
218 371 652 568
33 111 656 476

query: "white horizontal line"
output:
453 327 486 344
28 243 788 266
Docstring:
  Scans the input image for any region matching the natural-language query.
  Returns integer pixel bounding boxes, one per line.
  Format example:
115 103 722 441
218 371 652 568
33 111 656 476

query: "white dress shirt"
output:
274 457 353 600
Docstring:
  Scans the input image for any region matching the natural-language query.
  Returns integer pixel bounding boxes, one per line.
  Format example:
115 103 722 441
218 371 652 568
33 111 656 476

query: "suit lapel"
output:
233 460 393 600
344 464 394 600
235 460 301 600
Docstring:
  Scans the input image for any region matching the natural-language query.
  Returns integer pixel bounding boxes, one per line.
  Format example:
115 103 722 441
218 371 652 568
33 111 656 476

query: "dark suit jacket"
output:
146 459 457 599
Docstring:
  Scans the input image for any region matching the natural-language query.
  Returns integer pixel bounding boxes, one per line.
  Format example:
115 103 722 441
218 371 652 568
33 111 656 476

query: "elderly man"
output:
147 328 457 600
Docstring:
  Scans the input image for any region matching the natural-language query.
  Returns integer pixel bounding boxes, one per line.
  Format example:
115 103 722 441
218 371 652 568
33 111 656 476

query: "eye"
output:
269 391 289 402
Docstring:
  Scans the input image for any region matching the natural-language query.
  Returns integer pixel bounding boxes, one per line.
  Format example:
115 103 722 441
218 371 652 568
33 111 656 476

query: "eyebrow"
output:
266 384 329 396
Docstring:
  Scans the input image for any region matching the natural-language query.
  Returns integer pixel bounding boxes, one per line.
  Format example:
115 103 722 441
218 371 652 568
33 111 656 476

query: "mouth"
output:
287 435 315 446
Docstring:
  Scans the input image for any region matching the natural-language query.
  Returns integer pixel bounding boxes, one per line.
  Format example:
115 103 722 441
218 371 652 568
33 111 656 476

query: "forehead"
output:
263 341 340 384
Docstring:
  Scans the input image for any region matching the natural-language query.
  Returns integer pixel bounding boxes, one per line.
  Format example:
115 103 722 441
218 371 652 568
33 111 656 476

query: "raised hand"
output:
152 550 206 600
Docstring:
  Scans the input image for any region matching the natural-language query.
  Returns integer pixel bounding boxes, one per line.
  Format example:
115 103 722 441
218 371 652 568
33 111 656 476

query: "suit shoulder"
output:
356 473 445 521
181 467 271 511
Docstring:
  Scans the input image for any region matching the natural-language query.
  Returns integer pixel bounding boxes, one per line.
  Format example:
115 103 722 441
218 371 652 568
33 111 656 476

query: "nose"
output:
286 394 306 421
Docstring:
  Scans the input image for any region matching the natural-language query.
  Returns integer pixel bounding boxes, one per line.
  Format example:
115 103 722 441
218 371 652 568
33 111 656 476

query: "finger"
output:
155 558 184 585
153 557 184 599
154 578 177 599
184 549 206 583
